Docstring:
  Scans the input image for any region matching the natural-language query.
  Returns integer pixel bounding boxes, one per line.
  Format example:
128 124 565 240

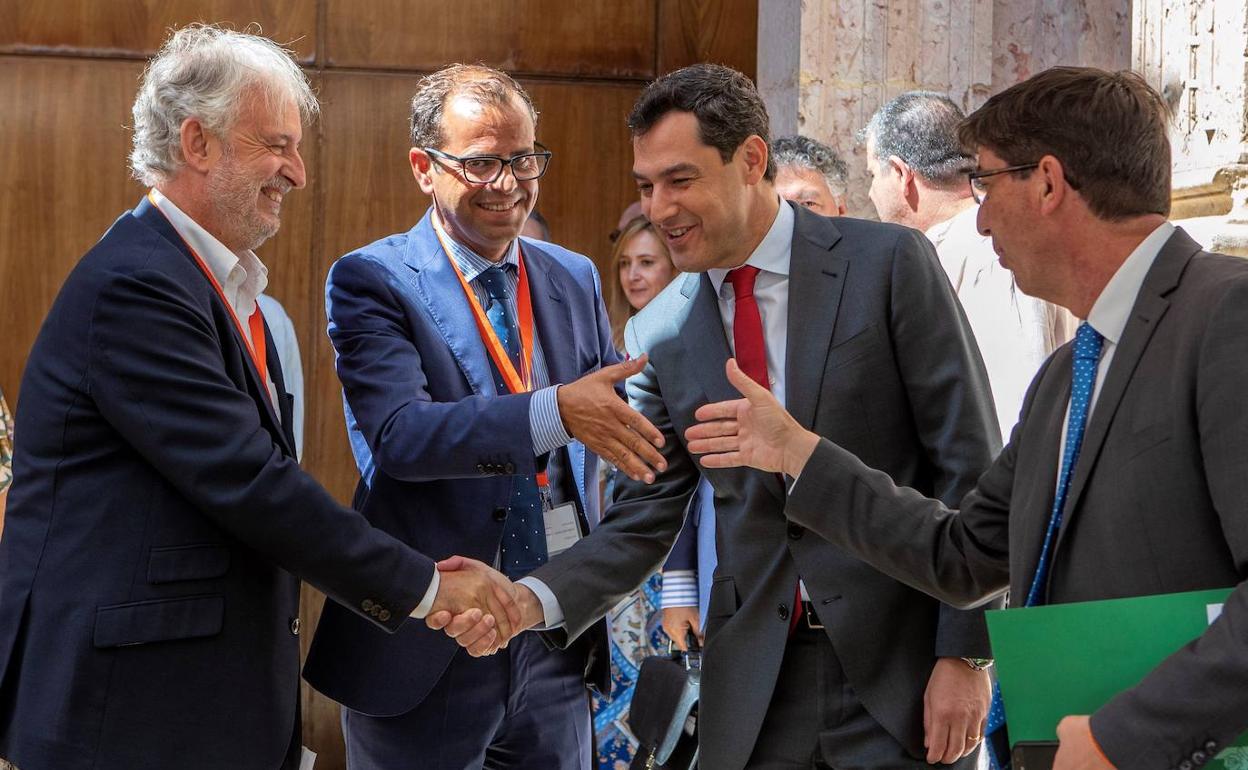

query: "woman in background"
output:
593 215 678 770
1 388 13 532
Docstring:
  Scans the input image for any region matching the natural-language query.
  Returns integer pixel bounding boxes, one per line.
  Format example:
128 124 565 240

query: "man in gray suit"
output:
437 64 1001 768
685 67 1248 770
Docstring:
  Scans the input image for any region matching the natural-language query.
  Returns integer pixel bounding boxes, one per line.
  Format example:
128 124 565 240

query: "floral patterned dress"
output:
591 571 669 769
0 390 13 497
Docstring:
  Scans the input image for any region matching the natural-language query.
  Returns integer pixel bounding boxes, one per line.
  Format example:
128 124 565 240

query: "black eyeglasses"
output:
424 143 552 185
967 163 1039 204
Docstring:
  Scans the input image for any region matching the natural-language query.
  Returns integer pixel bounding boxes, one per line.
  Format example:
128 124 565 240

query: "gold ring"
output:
967 735 981 742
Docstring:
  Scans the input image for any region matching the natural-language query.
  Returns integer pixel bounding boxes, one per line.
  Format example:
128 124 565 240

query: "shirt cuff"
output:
530 385 573 457
660 571 699 609
515 576 565 629
408 569 440 619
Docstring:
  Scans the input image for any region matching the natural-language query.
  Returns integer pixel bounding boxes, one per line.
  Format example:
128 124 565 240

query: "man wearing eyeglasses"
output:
684 67 1248 770
301 63 659 770
863 92 1072 444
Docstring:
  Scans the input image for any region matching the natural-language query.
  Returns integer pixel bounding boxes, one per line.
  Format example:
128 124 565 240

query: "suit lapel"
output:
785 205 846 431
521 243 576 386
679 272 738 405
133 197 292 453
1013 354 1071 598
404 211 497 396
1052 231 1198 554
263 320 298 457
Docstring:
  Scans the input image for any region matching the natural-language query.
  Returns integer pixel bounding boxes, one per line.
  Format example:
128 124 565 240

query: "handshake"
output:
422 556 542 656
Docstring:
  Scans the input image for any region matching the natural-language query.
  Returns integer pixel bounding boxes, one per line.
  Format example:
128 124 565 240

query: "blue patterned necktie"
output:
477 265 548 577
987 322 1104 768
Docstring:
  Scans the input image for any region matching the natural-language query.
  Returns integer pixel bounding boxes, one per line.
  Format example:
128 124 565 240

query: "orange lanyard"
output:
146 192 271 404
434 216 551 489
434 218 536 395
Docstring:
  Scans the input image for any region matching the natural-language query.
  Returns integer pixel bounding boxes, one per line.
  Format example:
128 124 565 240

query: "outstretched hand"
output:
684 359 819 477
558 354 666 483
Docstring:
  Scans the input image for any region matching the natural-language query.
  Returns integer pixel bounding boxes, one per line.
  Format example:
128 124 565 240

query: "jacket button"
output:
777 603 790 621
1179 761 1193 770
1205 742 1218 753
504 462 515 474
379 609 391 622
787 523 804 540
362 599 375 612
290 617 301 636
476 463 486 473
493 507 507 522
1192 751 1207 765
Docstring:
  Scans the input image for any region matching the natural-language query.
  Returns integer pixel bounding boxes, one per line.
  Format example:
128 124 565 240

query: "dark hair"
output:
628 63 775 180
772 135 848 196
409 63 537 148
959 66 1172 219
863 91 974 187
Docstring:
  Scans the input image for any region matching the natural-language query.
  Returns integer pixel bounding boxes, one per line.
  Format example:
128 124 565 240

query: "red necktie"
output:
725 267 803 634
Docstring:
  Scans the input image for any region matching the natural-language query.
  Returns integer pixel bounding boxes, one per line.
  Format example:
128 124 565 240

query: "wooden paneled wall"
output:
0 2 756 766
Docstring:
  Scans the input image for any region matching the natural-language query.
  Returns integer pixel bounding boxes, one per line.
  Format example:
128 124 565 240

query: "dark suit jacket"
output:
302 209 614 717
787 228 1248 769
0 198 432 770
531 203 1002 769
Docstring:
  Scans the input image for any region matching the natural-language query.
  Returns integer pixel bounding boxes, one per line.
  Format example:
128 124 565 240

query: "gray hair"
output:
771 135 848 196
409 64 538 148
130 24 318 186
861 91 974 187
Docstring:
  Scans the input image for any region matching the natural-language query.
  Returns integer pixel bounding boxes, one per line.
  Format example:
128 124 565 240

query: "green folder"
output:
985 588 1248 768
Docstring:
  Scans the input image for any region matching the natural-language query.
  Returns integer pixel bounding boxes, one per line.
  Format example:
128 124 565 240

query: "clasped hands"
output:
423 556 543 655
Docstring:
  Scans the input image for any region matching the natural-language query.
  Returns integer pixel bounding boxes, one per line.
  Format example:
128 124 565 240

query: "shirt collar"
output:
1086 221 1175 346
148 188 268 306
707 197 794 295
431 207 520 284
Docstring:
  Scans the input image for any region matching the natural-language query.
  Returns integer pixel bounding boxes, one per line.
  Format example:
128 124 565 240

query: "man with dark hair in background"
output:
687 66 1248 770
863 91 1070 441
439 63 1003 769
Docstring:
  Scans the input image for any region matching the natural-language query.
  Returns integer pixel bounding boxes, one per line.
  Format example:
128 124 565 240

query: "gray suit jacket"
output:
787 228 1248 769
531 203 1002 768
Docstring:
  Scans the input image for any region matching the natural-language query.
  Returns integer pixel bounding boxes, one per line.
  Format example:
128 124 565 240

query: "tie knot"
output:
1073 322 1104 363
725 265 761 300
478 265 511 301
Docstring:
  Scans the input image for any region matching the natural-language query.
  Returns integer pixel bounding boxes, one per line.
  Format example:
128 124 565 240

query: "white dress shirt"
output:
148 189 277 406
926 204 1061 442
1056 221 1175 474
523 199 799 626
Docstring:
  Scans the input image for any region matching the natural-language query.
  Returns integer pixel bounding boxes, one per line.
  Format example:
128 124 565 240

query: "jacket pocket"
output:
147 544 230 584
93 594 224 648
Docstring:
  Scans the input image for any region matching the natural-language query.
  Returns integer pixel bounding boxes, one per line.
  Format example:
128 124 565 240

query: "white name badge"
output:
300 746 317 770
545 502 583 557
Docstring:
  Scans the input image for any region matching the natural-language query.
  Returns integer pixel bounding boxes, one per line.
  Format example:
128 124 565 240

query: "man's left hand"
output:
1054 716 1116 770
923 657 991 764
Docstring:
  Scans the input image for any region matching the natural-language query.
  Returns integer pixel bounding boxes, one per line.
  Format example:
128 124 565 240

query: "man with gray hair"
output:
772 134 849 216
0 26 518 770
863 91 1070 440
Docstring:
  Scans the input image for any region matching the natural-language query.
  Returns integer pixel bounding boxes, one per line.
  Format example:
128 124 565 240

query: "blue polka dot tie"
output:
986 321 1104 768
477 265 548 578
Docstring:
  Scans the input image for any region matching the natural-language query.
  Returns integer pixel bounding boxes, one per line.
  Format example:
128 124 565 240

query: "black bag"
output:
629 635 700 770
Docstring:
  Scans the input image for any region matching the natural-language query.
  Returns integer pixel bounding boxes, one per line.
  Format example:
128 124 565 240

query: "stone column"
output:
758 0 1130 218
1135 0 1248 255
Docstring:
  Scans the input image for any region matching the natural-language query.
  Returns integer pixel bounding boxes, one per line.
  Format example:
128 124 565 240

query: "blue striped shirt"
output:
432 214 572 458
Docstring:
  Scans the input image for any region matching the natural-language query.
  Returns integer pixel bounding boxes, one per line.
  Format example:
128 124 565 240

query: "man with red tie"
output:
439 64 1003 769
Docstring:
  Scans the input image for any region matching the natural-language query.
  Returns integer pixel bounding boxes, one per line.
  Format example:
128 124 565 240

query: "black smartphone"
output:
1012 741 1059 770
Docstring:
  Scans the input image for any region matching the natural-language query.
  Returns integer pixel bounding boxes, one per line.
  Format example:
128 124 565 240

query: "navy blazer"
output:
303 209 616 716
0 198 433 770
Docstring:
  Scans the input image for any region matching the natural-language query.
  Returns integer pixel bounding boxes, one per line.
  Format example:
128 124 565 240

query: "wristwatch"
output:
961 657 993 671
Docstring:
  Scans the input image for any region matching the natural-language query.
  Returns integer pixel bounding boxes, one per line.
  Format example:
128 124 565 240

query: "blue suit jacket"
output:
0 198 432 770
303 209 616 716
